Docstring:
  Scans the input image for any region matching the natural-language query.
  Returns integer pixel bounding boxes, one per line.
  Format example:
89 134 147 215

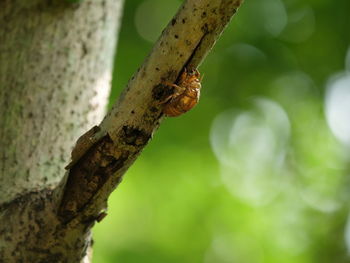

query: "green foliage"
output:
65 0 83 4
94 0 350 262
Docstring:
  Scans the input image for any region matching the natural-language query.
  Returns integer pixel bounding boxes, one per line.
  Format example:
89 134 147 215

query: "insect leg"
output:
157 83 185 104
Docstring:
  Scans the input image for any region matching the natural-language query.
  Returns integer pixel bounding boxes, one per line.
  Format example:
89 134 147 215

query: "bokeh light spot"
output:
226 43 267 66
204 234 264 263
325 73 350 146
280 6 315 43
262 0 288 36
210 98 290 205
345 213 350 255
345 46 350 71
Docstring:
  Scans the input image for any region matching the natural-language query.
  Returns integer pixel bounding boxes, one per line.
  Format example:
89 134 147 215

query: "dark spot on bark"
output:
155 67 160 71
185 39 192 46
182 18 186 24
152 83 174 103
33 199 45 212
150 107 158 113
28 112 33 118
211 8 217 14
93 126 101 134
115 175 123 185
201 23 209 33
81 42 88 58
153 70 177 95
152 84 165 100
82 215 97 228
120 126 150 146
174 34 179 39
131 110 135 114
96 212 108 222
201 11 207 18
100 155 117 168
35 218 45 230
103 156 127 174
171 18 176 25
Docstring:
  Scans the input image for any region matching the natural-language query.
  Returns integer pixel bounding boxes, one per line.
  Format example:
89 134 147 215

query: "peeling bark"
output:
0 0 243 262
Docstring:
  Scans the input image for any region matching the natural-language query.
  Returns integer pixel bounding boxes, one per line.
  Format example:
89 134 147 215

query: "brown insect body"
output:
163 69 201 117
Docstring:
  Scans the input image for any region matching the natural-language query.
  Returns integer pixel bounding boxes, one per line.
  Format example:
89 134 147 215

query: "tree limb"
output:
58 0 244 224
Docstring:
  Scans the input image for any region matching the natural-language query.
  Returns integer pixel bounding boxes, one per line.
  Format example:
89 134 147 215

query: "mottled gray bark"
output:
0 0 123 262
0 0 243 262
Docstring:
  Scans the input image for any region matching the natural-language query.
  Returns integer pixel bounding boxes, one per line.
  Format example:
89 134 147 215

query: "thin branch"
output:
58 0 244 224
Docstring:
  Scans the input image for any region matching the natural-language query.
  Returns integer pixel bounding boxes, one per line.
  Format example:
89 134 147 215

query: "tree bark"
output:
0 0 123 262
0 0 243 262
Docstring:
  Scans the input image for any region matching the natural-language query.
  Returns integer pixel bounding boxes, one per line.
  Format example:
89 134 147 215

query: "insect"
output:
162 68 202 117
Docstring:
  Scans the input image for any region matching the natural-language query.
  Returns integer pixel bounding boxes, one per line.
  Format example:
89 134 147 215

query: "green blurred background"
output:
93 0 350 262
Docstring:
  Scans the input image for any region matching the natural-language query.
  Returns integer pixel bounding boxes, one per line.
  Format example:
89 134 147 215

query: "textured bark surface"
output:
59 0 244 223
0 0 123 262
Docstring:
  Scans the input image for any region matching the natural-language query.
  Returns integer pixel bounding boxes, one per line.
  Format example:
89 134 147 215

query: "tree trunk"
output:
0 0 123 262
